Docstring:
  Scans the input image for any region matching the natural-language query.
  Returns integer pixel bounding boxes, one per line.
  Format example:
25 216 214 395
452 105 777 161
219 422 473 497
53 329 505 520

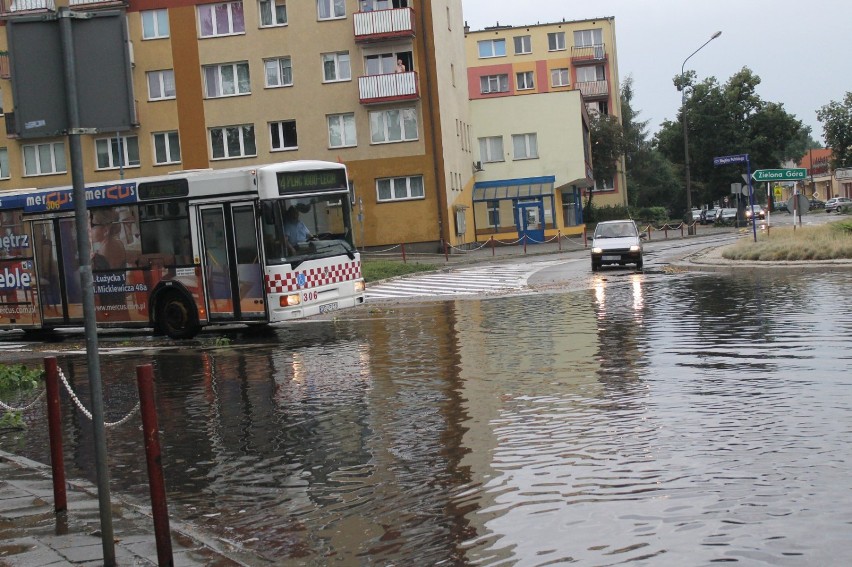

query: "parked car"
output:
745 206 765 220
809 199 825 210
825 197 852 213
691 209 702 222
590 220 645 272
717 208 738 223
773 201 788 213
702 208 719 224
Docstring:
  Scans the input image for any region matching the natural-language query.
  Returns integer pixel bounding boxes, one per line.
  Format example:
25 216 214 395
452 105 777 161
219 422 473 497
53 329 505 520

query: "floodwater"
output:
3 270 852 566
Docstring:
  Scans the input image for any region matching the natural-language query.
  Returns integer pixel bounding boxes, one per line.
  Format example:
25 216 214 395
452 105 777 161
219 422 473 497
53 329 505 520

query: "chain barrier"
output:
0 388 47 413
57 367 140 428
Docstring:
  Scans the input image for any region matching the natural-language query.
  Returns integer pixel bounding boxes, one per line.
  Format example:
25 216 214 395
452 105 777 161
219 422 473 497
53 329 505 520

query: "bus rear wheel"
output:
156 292 200 340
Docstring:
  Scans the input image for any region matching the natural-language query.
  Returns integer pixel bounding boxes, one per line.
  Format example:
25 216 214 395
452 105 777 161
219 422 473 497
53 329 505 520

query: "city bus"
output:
0 160 365 339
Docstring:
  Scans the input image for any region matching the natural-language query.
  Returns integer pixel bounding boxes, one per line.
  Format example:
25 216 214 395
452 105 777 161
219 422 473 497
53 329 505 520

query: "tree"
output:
586 111 626 214
655 67 810 209
817 92 852 169
620 76 681 214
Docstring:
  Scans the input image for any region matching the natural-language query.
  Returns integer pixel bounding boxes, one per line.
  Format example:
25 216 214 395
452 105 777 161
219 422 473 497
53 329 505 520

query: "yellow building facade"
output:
0 0 475 250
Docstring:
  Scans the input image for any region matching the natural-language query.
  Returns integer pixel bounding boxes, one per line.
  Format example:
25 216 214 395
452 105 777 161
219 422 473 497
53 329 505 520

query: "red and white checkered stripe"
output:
265 260 362 294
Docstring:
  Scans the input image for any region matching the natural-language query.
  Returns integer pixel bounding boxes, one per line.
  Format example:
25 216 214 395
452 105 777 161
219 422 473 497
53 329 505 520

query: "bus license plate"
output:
603 255 620 261
319 302 339 314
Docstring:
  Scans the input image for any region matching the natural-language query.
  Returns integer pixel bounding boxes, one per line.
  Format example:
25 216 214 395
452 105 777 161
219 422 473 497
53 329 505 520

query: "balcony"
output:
571 44 607 64
358 71 419 105
0 0 125 16
354 7 415 43
577 80 609 99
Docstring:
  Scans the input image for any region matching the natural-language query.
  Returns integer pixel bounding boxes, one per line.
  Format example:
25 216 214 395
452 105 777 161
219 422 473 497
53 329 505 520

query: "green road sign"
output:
752 168 807 182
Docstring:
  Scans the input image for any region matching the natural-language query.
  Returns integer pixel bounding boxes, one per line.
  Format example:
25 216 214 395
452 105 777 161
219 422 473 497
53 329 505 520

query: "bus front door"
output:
199 203 265 322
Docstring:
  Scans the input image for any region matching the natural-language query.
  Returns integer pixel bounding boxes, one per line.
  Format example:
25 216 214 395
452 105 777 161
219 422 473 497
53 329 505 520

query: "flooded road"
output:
3 268 852 565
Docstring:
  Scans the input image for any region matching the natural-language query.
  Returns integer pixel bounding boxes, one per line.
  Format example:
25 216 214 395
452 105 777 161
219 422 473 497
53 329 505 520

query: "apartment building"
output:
465 17 626 243
0 0 474 249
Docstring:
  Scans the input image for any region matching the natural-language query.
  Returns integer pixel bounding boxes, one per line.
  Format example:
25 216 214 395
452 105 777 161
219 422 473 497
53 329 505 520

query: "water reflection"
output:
2 272 852 565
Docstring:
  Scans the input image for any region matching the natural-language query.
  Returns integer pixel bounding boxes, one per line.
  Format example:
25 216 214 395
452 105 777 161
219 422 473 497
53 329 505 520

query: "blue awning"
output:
472 176 556 202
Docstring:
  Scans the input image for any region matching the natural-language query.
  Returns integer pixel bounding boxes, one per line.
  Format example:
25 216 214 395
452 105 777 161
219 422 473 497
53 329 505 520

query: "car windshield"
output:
595 222 637 238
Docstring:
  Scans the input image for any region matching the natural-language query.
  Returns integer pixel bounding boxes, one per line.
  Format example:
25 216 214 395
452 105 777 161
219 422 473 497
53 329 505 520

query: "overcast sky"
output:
461 0 849 143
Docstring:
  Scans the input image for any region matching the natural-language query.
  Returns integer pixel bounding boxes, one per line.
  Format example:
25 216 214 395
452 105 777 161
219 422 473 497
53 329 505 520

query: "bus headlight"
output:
280 294 301 307
354 280 365 293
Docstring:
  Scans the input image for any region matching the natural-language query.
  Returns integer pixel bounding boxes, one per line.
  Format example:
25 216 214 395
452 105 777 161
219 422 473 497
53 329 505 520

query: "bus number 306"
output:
303 291 318 302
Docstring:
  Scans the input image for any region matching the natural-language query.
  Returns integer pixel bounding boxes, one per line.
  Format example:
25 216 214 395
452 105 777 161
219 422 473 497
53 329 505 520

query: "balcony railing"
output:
358 71 419 105
577 80 609 98
354 7 415 43
571 44 607 63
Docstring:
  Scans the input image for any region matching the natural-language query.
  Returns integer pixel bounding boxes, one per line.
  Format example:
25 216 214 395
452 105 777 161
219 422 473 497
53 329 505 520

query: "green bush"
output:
631 206 669 224
0 364 43 430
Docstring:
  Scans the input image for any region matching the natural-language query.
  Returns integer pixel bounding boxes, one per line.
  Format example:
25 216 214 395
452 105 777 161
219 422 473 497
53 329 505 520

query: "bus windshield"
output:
261 195 355 266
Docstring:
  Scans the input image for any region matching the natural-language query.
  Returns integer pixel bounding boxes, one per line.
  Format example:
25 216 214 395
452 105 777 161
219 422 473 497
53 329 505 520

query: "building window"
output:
259 0 287 27
264 57 292 87
512 133 538 160
141 9 169 39
95 135 140 170
198 1 245 38
203 62 251 98
480 74 509 94
376 175 424 202
577 65 605 83
365 53 396 75
513 35 531 54
586 101 609 115
478 136 504 163
327 113 356 148
574 28 602 47
551 68 570 87
317 0 345 20
516 71 534 90
478 38 506 58
369 108 418 143
147 70 176 100
23 142 66 176
487 199 500 227
269 120 297 150
210 124 256 159
0 148 9 179
153 131 181 165
547 31 566 51
322 52 351 82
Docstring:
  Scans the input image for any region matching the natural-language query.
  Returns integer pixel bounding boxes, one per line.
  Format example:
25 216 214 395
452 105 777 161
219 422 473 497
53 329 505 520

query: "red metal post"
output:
583 226 588 248
136 365 173 567
558 231 562 251
401 242 406 264
664 226 668 239
44 357 67 513
523 234 528 254
647 227 652 240
681 223 685 238
491 236 495 256
444 240 449 261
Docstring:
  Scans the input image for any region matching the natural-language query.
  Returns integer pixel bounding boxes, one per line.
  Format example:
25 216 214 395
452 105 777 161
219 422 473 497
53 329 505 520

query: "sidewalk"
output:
0 451 253 566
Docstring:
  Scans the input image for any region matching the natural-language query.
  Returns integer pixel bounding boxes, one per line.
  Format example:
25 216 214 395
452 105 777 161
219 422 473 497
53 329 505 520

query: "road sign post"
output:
714 154 757 242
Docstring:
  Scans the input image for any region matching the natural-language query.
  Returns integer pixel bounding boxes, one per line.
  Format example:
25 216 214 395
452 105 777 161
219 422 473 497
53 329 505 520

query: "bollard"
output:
558 230 562 251
136 364 174 567
681 224 685 238
491 236 495 256
523 234 528 254
443 240 449 261
664 225 668 239
401 242 406 264
646 227 652 240
583 226 588 248
44 357 67 513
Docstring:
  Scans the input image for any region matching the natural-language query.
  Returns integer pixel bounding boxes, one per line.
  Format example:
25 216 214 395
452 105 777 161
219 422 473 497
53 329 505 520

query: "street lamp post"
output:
680 31 721 233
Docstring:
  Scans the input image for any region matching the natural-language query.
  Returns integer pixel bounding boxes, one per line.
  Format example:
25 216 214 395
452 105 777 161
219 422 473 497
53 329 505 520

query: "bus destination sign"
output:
138 178 190 201
278 170 346 194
